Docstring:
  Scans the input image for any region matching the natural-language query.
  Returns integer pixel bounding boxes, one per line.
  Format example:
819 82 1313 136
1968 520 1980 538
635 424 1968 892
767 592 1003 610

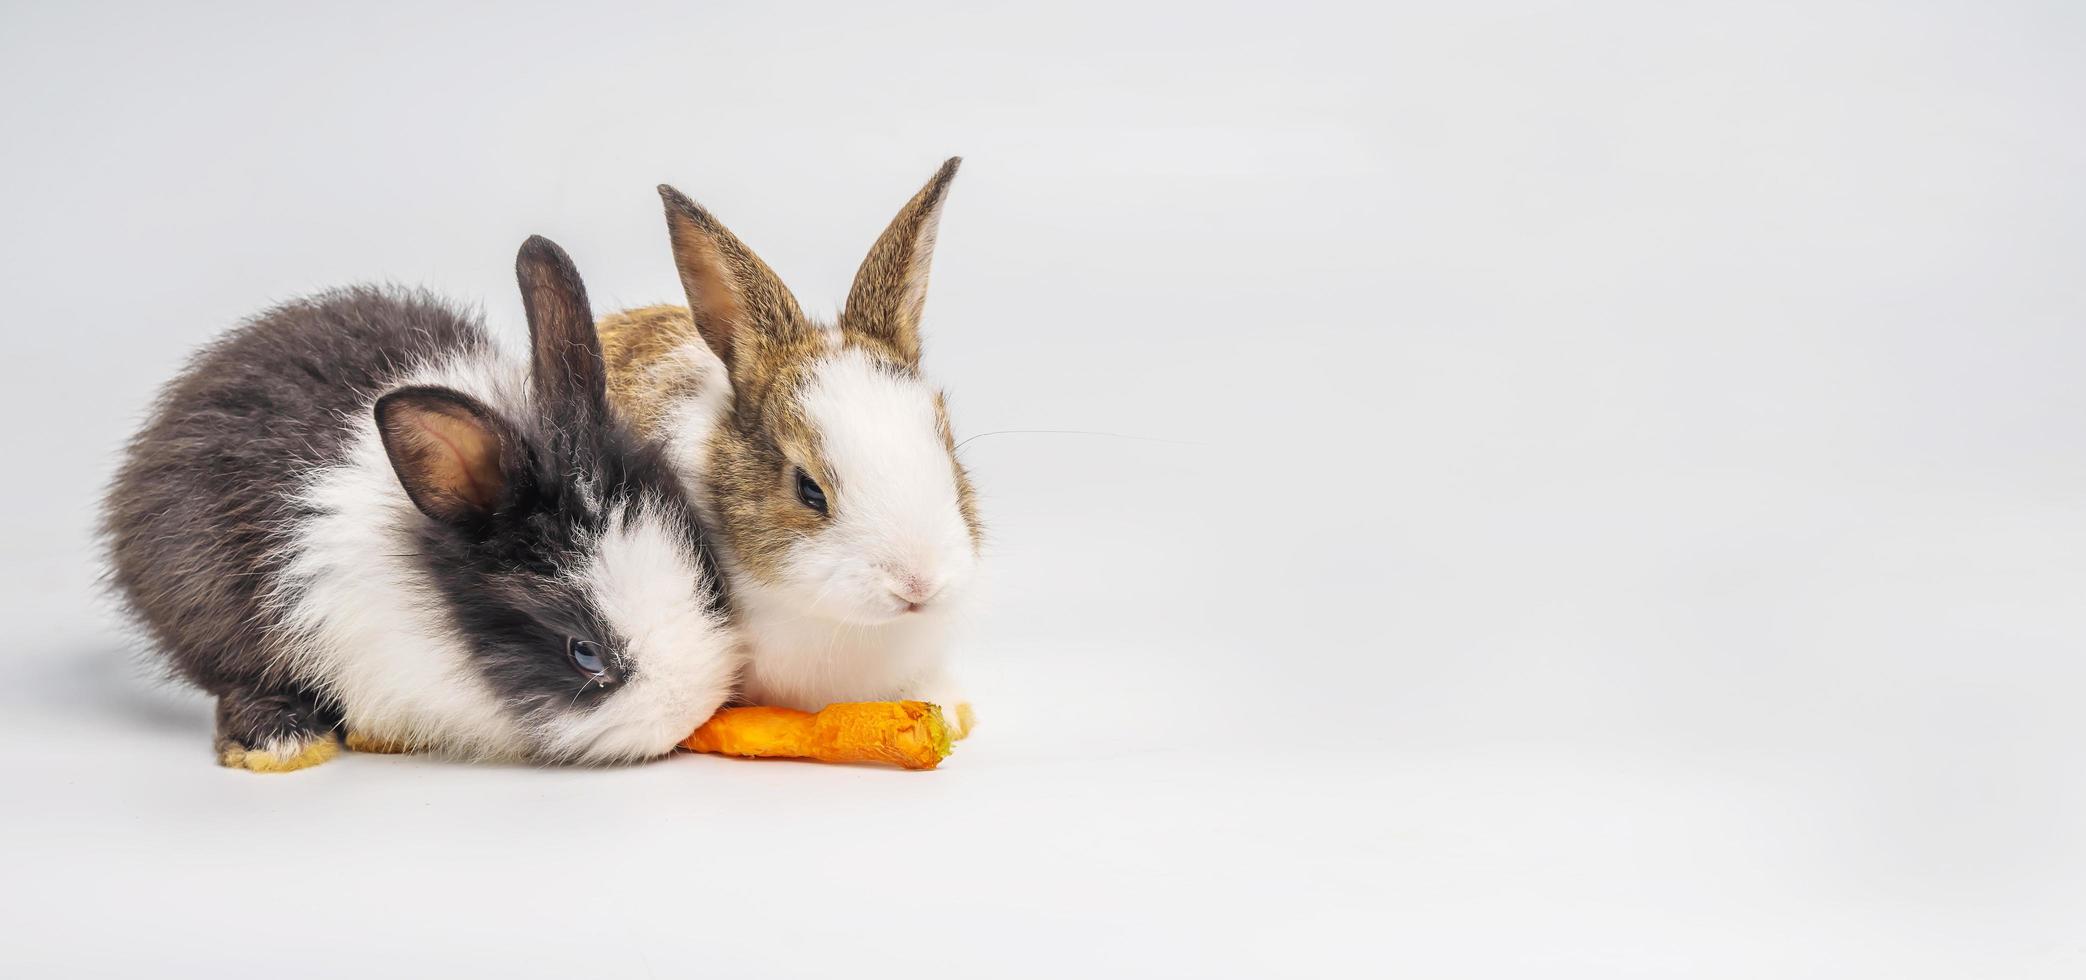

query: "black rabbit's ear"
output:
376 386 522 524
841 157 961 367
516 235 608 426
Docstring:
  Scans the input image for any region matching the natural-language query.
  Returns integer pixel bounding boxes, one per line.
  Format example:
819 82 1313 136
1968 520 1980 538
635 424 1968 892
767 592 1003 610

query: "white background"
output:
3 1 2083 976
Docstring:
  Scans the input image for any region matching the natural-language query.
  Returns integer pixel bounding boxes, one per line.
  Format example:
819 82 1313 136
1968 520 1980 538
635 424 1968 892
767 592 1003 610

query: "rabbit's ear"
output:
658 184 810 377
516 235 608 428
841 157 961 366
376 386 522 524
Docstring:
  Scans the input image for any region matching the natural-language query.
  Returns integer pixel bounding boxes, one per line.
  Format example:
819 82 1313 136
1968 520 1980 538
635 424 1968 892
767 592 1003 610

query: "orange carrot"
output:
681 701 955 770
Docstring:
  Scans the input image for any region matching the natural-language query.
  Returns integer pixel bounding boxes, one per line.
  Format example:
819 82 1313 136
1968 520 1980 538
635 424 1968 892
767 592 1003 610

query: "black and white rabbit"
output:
102 237 739 771
597 160 981 733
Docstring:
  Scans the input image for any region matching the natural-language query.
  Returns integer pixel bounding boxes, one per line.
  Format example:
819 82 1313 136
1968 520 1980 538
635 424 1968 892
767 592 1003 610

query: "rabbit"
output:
100 236 741 771
597 158 982 734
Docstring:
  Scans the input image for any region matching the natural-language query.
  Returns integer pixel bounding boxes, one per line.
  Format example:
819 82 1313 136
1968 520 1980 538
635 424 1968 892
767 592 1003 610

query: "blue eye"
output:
795 468 829 515
567 638 611 681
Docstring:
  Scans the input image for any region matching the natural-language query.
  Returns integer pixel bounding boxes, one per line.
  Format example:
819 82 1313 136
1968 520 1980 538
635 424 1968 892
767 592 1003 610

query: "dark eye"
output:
795 469 829 515
567 638 612 682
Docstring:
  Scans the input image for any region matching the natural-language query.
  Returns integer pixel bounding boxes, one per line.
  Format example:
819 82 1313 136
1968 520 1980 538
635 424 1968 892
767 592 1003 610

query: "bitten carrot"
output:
681 701 954 770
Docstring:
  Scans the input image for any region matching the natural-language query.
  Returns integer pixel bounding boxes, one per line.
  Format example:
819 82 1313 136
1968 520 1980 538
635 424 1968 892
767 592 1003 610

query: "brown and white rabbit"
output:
102 237 739 770
598 159 982 732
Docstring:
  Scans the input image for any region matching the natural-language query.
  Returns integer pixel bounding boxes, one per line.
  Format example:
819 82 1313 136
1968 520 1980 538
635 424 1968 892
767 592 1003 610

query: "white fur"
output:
537 501 738 761
668 342 980 713
270 351 738 763
655 343 734 496
272 354 528 759
732 575 964 712
786 347 976 622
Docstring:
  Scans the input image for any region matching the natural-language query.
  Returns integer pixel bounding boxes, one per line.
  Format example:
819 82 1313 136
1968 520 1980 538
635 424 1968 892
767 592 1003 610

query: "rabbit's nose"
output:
886 569 945 610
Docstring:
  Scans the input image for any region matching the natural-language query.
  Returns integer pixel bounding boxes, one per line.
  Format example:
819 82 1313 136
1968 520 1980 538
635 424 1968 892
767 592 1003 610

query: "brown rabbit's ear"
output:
658 184 809 376
376 387 522 524
516 235 608 426
840 157 961 366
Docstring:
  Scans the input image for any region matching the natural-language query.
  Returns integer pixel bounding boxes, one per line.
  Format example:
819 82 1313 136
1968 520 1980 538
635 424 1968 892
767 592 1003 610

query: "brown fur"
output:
841 157 961 366
599 304 710 434
598 160 983 589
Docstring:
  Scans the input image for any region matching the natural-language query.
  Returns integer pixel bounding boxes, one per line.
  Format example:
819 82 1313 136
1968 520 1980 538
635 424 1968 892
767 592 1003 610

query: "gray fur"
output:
101 242 726 766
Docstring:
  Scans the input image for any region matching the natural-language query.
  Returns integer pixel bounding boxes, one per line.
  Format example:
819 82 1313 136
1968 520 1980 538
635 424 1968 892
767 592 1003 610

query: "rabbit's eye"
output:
567 638 613 683
795 469 829 516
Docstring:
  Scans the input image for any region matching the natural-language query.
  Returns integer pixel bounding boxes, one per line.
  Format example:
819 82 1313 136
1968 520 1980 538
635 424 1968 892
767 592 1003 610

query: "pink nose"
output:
888 570 943 608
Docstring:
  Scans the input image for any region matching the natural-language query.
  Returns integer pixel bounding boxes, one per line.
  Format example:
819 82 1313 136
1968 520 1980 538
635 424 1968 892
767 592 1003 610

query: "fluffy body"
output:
596 158 982 716
608 325 975 710
104 268 738 768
